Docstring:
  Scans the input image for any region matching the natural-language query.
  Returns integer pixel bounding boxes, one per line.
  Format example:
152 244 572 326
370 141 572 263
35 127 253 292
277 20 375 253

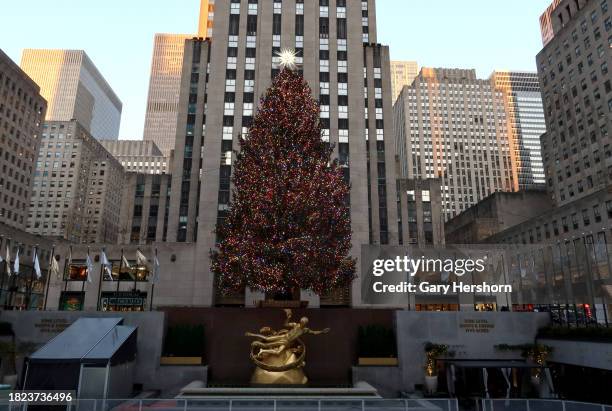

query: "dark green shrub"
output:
0 322 14 336
357 325 397 358
163 324 205 357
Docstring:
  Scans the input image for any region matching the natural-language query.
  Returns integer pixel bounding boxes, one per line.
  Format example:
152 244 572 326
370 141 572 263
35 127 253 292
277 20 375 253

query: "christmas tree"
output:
211 66 356 296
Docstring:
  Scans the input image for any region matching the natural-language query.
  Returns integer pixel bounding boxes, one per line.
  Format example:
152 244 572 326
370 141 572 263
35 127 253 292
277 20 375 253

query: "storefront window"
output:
103 261 150 282
59 291 84 311
100 291 147 312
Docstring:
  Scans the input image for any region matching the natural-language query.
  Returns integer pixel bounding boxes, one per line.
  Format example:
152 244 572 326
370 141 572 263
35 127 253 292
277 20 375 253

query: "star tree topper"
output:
275 48 299 70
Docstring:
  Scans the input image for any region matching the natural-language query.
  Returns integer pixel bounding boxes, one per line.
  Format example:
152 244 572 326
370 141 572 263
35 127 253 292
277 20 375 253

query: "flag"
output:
33 251 42 279
100 250 110 267
101 251 113 281
13 249 19 275
49 254 60 280
122 255 131 269
151 254 161 284
85 254 94 283
136 249 148 266
5 245 11 276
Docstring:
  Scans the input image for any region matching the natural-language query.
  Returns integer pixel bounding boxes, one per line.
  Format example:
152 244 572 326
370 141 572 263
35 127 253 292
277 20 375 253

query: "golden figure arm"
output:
306 327 330 335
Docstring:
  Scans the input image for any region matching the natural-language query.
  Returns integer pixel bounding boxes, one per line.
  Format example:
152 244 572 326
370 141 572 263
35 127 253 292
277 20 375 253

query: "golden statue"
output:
245 309 330 385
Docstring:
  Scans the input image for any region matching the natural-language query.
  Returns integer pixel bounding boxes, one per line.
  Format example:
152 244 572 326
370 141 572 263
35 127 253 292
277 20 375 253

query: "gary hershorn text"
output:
372 281 513 294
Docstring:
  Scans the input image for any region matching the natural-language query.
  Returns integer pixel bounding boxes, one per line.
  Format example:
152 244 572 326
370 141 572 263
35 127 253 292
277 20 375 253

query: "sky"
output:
0 0 552 140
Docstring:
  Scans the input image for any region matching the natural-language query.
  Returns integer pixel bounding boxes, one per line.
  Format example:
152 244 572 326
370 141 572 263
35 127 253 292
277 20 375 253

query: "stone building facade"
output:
100 140 169 175
27 120 125 244
445 190 553 244
394 68 515 221
163 0 400 306
0 49 47 231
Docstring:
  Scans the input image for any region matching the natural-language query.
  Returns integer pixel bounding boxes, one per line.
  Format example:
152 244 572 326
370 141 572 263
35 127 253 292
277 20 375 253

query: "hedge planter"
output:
424 375 438 394
358 357 399 366
160 356 203 366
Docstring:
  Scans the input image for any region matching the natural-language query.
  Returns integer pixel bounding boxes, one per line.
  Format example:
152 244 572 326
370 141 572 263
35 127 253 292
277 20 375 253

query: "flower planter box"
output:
256 300 309 308
160 356 203 366
357 357 399 366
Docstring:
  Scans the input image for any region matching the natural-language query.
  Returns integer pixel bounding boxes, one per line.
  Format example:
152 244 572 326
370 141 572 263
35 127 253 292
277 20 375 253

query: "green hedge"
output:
357 325 397 358
0 322 14 336
163 324 205 357
537 326 612 342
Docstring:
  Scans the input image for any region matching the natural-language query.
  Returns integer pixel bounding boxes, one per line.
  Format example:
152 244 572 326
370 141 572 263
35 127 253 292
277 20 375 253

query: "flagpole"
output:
81 247 88 307
150 248 157 311
63 245 72 293
43 245 55 311
96 248 105 311
115 249 124 311
133 249 138 293
25 245 37 310
0 236 7 309
8 244 19 310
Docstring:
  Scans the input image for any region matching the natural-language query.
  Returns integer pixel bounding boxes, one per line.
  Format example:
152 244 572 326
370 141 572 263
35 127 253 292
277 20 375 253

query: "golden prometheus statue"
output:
245 308 329 385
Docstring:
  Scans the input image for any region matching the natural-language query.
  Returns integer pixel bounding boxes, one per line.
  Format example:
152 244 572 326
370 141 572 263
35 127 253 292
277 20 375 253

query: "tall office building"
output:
390 60 418 102
537 0 611 207
394 68 515 221
100 140 169 174
20 49 122 140
143 1 215 156
491 71 547 190
28 120 125 244
164 0 399 306
143 34 192 156
199 0 216 38
540 0 565 46
0 49 47 230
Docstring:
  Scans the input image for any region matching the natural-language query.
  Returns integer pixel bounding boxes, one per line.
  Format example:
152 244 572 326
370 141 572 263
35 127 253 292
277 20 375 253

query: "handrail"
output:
482 398 611 411
0 397 460 411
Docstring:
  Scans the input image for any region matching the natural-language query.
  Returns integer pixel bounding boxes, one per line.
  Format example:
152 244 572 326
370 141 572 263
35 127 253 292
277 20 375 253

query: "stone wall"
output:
395 311 550 392
539 338 612 371
0 311 164 389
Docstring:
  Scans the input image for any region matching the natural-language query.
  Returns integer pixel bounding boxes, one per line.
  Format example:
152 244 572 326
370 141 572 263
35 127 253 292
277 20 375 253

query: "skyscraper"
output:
394 68 515 221
143 1 215 156
390 60 418 102
20 49 122 140
540 0 564 46
491 71 547 190
536 0 611 207
482 0 612 324
199 0 215 38
0 49 47 230
142 34 192 156
165 0 399 306
28 120 125 244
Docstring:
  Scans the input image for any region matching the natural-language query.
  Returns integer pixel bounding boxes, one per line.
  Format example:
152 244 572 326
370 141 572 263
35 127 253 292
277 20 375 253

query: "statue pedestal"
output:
177 381 381 399
250 351 307 385
251 366 307 385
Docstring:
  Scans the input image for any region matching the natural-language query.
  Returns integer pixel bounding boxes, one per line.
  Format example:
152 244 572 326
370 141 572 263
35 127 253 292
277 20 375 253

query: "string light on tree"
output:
210 68 355 296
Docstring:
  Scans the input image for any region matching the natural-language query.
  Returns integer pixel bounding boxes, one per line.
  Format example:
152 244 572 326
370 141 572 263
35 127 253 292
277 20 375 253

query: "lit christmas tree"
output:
211 61 355 297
